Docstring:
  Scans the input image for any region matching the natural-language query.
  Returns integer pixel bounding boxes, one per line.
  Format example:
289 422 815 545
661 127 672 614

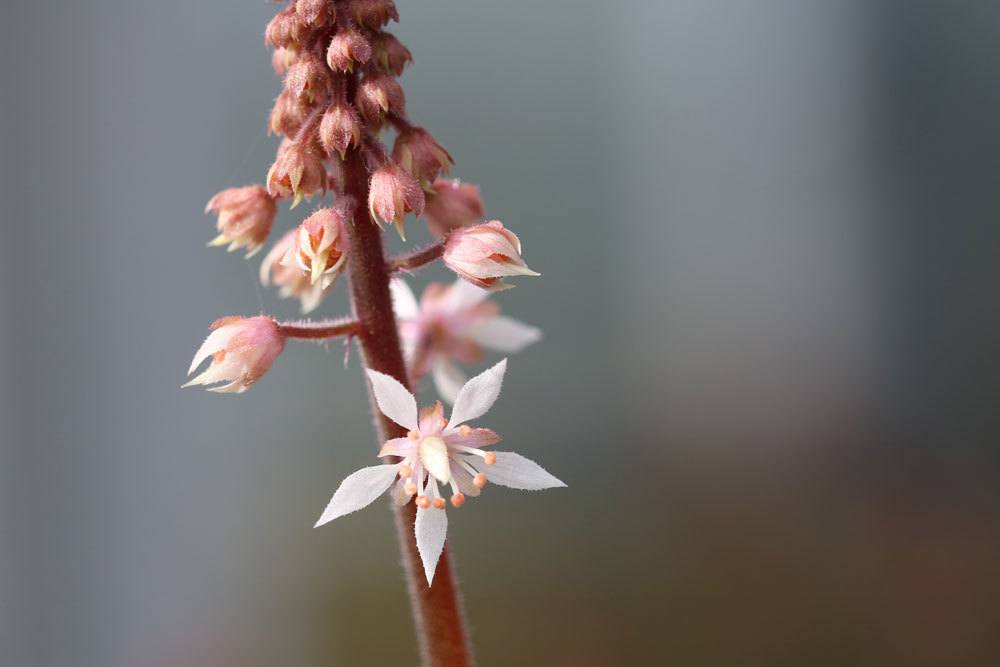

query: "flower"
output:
368 162 425 239
296 0 332 26
265 5 307 49
284 54 328 103
318 101 363 159
393 127 453 184
266 138 327 207
260 229 330 313
326 27 372 72
356 73 405 126
423 179 485 237
351 0 399 28
392 278 540 403
184 316 285 393
281 205 348 289
314 360 565 584
373 32 412 75
443 221 539 290
204 185 277 257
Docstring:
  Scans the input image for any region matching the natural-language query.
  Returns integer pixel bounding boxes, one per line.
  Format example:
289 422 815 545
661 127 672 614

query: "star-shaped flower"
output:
391 278 541 403
314 360 565 584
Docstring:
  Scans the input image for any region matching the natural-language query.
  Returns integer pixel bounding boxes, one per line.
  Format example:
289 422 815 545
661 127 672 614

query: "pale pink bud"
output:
319 101 363 159
281 205 349 288
265 6 307 49
284 54 328 103
267 139 327 206
443 221 539 290
373 32 412 75
204 185 277 257
326 28 372 72
268 89 309 136
423 179 485 237
351 0 399 28
271 47 298 77
369 162 425 239
296 0 332 26
184 316 285 393
260 230 329 313
392 127 453 183
356 73 405 126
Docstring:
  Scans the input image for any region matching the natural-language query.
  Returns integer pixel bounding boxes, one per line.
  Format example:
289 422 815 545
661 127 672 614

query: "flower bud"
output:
326 27 372 72
184 316 285 393
265 6 307 49
392 127 452 183
204 185 277 257
351 0 399 28
443 221 539 290
281 205 349 288
284 54 328 103
356 73 405 126
373 32 412 75
296 0 332 26
271 47 298 77
267 139 327 206
319 101 363 159
423 179 485 237
268 89 309 137
260 230 329 313
369 163 425 239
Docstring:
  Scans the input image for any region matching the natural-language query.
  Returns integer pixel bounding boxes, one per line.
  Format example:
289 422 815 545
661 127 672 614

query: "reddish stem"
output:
389 241 445 273
341 148 473 667
276 318 360 339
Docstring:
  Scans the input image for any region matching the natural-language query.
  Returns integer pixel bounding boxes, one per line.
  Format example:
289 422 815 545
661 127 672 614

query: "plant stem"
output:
389 241 445 273
277 318 359 339
341 148 473 667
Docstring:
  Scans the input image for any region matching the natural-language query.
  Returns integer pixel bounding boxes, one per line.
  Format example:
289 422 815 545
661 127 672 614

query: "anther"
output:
398 464 413 478
483 452 497 465
450 493 466 508
473 473 487 489
459 425 471 436
432 497 446 509
404 481 417 496
416 495 431 509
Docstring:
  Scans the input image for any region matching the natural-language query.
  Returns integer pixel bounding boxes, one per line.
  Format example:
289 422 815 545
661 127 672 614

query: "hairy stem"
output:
277 317 360 339
342 148 473 667
389 240 445 273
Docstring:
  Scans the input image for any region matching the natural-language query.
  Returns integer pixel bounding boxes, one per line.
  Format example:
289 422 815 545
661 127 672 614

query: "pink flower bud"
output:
281 205 349 288
260 230 330 313
184 316 285 393
296 0 332 26
443 221 539 290
368 162 425 239
319 101 363 159
284 54 328 103
204 185 277 257
326 27 372 72
392 127 453 183
351 0 399 28
271 47 298 77
356 73 405 126
373 32 412 75
265 6 307 49
267 139 327 206
423 179 485 237
268 89 309 137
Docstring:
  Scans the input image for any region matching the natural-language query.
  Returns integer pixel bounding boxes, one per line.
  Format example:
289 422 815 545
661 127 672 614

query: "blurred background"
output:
3 0 1000 665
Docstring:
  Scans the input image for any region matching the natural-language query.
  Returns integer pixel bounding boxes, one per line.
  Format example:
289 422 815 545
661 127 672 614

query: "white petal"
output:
432 358 467 405
446 278 491 312
475 452 566 490
187 325 239 375
467 316 541 353
445 359 506 433
314 464 399 527
390 478 411 507
414 507 448 586
390 277 420 320
366 369 418 430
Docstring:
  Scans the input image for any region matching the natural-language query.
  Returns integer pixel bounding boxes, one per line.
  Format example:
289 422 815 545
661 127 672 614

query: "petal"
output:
432 358 467 405
378 437 416 458
446 278 491 312
366 369 418 430
473 451 566 490
467 316 541 353
314 464 399 527
390 478 411 507
390 277 420 320
415 506 448 586
445 359 507 433
444 427 501 449
450 461 481 497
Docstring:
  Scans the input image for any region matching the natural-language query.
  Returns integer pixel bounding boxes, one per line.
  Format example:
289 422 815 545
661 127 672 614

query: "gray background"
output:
3 1 1000 665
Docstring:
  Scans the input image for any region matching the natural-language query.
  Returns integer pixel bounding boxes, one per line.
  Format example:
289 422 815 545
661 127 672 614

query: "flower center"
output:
418 436 451 483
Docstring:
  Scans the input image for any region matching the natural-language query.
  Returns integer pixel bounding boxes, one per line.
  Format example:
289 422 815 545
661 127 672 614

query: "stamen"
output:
473 473 488 489
403 479 417 496
433 497 446 509
452 445 493 461
416 495 431 509
399 463 413 478
450 493 466 508
459 425 471 436
483 452 496 465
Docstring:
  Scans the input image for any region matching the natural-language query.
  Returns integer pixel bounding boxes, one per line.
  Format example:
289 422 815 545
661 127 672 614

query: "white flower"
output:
314 360 565 584
391 278 541 403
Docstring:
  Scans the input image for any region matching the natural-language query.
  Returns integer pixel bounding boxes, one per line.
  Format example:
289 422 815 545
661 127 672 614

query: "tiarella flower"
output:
315 360 565 584
271 46 298 77
443 221 539 290
260 229 329 313
281 205 348 289
351 0 399 28
204 185 277 257
356 73 405 126
326 27 372 72
296 0 332 26
369 162 425 239
269 89 309 137
319 101 363 159
392 278 541 403
393 127 453 184
423 179 485 237
184 316 285 393
284 54 328 103
267 139 327 206
264 5 307 49
373 32 412 76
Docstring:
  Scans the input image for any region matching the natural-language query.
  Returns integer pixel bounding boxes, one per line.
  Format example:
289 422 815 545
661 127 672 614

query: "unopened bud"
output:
326 27 372 72
356 73 405 126
205 185 277 257
443 221 539 290
319 101 363 159
423 179 485 237
368 162 425 239
392 127 452 183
